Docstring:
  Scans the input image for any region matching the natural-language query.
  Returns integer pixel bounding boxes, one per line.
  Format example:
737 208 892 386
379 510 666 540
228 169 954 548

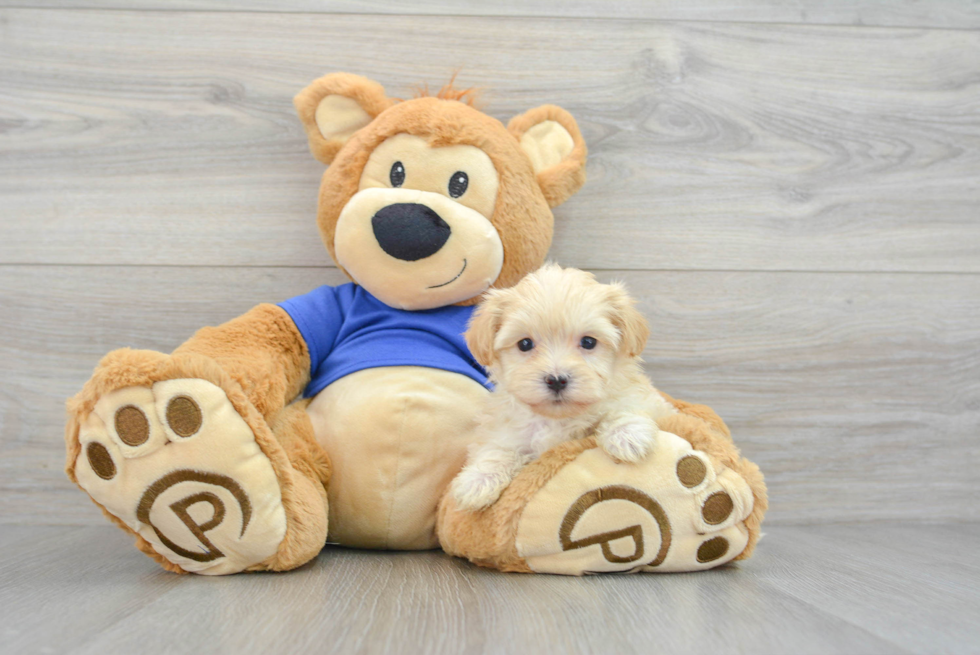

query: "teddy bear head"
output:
294 73 587 311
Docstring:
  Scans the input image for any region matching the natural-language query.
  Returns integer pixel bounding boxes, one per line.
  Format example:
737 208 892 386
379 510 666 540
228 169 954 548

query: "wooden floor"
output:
2 1 979 653
1 523 977 655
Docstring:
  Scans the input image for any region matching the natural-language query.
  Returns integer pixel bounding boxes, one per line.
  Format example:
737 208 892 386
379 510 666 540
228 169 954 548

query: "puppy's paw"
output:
452 467 513 511
598 416 658 463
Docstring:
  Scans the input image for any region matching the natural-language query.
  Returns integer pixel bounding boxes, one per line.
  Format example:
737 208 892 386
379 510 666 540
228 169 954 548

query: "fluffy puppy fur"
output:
451 264 677 511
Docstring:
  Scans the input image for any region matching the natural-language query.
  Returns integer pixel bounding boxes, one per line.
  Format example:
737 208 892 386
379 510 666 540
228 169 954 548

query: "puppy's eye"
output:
517 338 534 352
390 161 406 188
448 171 468 198
580 336 598 350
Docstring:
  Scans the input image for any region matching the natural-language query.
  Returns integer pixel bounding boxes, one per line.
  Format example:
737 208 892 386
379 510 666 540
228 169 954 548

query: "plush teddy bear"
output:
65 73 766 576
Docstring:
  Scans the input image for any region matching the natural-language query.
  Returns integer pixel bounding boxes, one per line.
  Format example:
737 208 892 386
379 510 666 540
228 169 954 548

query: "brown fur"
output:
438 437 599 573
173 304 310 419
658 390 732 439
65 340 330 573
435 392 767 569
655 411 768 559
67 73 589 575
411 74 482 107
255 400 331 571
296 74 588 304
657 395 767 559
67 72 766 575
507 105 588 208
293 73 393 165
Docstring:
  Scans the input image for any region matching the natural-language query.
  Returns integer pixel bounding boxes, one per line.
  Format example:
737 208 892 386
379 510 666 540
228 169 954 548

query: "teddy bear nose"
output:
372 203 451 261
545 375 568 393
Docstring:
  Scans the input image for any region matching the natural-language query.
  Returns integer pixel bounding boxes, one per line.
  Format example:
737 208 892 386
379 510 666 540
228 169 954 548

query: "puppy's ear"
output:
294 73 394 165
507 105 587 208
607 283 650 358
466 291 508 367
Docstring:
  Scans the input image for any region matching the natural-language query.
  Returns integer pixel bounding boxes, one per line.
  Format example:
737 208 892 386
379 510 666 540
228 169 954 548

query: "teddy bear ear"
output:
507 105 587 208
294 73 394 165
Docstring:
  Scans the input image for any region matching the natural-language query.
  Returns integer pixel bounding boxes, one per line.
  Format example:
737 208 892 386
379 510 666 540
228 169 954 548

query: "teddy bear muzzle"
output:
334 187 504 310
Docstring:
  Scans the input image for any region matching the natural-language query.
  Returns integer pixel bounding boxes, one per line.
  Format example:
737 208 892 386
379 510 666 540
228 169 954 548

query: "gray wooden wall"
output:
2 2 978 527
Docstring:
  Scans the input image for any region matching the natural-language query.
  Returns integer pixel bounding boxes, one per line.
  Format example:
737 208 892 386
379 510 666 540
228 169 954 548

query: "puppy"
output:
451 264 677 511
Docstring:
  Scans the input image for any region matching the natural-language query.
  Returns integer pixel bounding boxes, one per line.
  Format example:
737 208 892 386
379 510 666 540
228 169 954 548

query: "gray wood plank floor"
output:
0 523 977 655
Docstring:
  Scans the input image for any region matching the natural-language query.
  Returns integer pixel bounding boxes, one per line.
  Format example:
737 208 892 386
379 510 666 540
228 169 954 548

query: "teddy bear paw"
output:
73 379 288 574
514 431 755 574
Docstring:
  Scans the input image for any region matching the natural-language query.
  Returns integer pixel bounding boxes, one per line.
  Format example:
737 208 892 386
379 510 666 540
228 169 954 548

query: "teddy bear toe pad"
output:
74 379 287 575
515 432 753 574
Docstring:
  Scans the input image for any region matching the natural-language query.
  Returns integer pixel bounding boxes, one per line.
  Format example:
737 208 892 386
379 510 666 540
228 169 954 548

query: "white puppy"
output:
451 264 676 511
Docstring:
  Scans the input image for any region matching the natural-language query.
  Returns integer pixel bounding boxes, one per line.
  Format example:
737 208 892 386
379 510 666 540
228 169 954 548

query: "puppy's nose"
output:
372 203 451 261
545 375 568 393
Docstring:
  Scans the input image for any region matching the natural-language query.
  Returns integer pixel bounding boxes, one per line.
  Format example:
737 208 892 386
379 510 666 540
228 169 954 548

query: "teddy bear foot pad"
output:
74 378 287 575
515 431 754 574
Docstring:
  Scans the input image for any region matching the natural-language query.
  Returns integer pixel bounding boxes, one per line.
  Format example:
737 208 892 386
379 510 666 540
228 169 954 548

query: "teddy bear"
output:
64 72 767 576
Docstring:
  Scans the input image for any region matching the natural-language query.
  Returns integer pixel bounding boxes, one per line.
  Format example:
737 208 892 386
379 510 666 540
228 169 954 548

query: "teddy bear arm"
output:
172 303 311 419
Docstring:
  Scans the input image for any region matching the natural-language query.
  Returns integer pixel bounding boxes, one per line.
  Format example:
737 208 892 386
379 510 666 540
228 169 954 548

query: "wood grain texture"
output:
1 1 979 29
1 524 977 655
2 9 979 272
0 526 185 654
758 523 980 654
2 265 978 526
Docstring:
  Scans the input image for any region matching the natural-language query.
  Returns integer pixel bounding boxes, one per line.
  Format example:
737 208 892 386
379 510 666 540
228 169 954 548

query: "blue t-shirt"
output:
279 283 489 398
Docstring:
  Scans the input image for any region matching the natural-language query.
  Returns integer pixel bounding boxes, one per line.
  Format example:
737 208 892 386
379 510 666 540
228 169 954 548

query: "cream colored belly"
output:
305 366 488 550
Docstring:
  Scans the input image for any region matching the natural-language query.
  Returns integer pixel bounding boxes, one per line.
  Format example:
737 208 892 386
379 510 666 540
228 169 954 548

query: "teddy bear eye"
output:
390 161 405 188
580 336 598 350
448 171 468 198
517 338 534 352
